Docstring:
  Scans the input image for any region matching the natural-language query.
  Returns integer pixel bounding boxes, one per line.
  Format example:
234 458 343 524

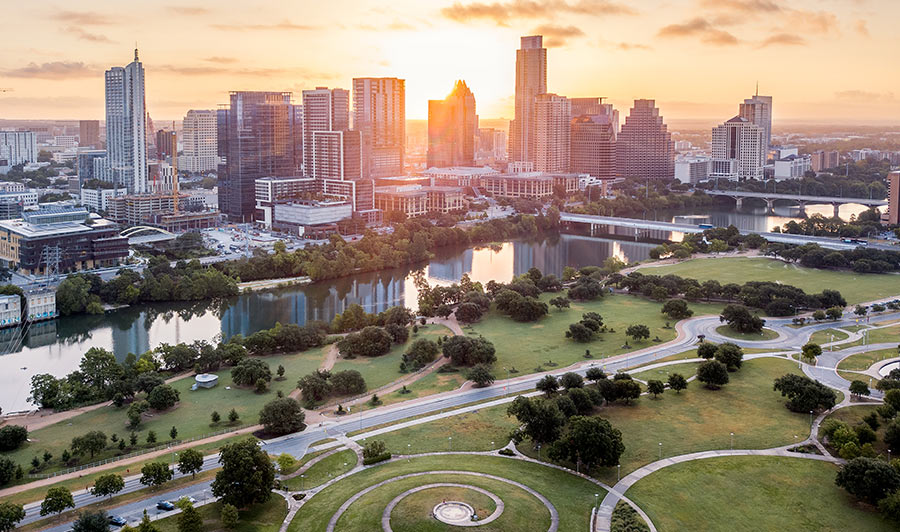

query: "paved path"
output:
382 482 505 530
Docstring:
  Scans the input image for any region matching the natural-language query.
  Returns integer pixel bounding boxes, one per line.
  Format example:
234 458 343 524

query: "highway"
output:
704 189 887 207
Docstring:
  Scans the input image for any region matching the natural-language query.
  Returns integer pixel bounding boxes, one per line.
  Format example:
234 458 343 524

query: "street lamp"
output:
809 410 814 428
658 442 662 460
449 437 452 451
594 493 599 512
617 464 621 482
301 474 305 491
730 432 734 450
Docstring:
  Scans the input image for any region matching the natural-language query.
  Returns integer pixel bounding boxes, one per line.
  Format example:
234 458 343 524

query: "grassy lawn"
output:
7 348 326 472
836 348 896 371
392 486 497 526
810 328 849 345
643 256 900 305
627 456 892 532
865 324 900 345
520 357 812 485
819 405 887 455
287 454 604 532
714 325 779 342
281 449 358 490
331 325 451 391
625 349 700 371
632 361 700 383
467 293 725 375
372 370 466 409
154 497 288 532
371 406 520 455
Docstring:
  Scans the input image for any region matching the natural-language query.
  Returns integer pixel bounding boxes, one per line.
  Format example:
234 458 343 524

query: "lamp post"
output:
594 493 599 513
617 464 621 482
730 432 734 450
407 443 411 462
301 474 305 491
658 442 662 460
809 410 814 428
449 437 452 452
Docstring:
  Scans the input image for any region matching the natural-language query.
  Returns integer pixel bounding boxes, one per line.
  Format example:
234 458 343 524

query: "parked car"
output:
156 500 175 511
108 515 127 527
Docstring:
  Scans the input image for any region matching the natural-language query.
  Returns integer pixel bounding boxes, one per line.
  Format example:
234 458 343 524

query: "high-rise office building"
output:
155 129 175 161
352 77 405 177
180 110 218 173
739 91 773 151
218 91 296 221
571 114 616 179
710 116 765 181
810 150 840 173
533 93 570 173
105 48 148 193
301 87 350 176
427 80 477 168
510 35 547 165
310 130 362 182
884 171 900 225
616 99 674 179
0 131 37 173
79 120 100 148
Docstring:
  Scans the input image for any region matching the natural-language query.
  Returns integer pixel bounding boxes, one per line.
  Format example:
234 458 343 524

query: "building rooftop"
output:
424 166 499 175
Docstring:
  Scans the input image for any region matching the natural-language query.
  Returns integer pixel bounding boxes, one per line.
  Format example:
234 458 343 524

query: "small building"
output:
25 288 56 321
271 200 353 235
422 186 466 214
193 373 218 390
80 186 127 212
374 186 428 218
675 157 711 184
481 174 554 199
0 294 21 328
773 154 812 181
424 166 499 188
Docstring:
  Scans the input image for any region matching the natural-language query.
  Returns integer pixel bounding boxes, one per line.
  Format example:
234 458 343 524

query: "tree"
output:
549 297 570 311
812 310 826 321
362 440 387 460
337 326 393 358
878 491 900 524
276 365 285 380
212 438 275 507
615 380 642 404
0 457 16 486
548 416 625 470
297 372 332 403
772 374 837 412
441 335 496 366
835 457 900 504
647 380 665 398
507 297 549 322
259 397 306 435
826 306 843 320
719 305 764 334
384 323 410 343
0 502 25 532
697 360 729 389
40 486 75 516
330 370 366 396
455 302 484 323
228 408 239 423
560 372 584 390
28 373 61 409
137 510 159 532
849 380 870 399
177 449 204 478
211 411 221 424
714 343 744 371
147 384 180 411
127 400 149 428
0 425 27 451
170 426 178 441
585 367 606 382
697 342 718 359
178 505 203 532
667 373 688 393
536 375 559 396
466 364 495 387
625 324 650 343
566 322 594 342
662 299 693 320
72 510 110 532
231 359 271 387
801 343 822 362
507 396 566 446
220 504 239 529
91 474 124 498
401 338 439 371
71 431 107 459
139 462 173 488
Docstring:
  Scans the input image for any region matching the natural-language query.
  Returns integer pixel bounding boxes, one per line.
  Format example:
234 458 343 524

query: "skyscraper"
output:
180 110 218 174
79 120 100 148
710 116 765 181
352 78 405 177
510 35 547 165
105 48 148 193
155 129 175 161
302 87 350 175
533 93 570 173
616 100 674 179
427 80 477 168
571 114 616 179
739 90 773 151
218 91 296 221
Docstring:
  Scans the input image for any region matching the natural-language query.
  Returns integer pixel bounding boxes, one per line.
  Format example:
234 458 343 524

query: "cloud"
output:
51 10 113 25
203 56 238 64
166 6 210 15
154 64 340 80
532 24 584 47
657 18 740 45
615 42 652 51
759 33 806 47
835 90 895 103
211 20 319 31
2 61 97 79
698 0 782 13
441 0 635 25
63 26 113 43
854 19 869 37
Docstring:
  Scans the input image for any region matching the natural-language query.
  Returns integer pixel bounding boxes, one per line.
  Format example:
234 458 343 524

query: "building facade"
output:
180 110 218 173
302 87 350 175
739 93 773 151
79 120 101 148
711 116 765 181
352 78 406 178
105 49 149 193
774 154 811 180
427 80 477 168
570 114 616 179
423 166 499 188
884 171 900 225
0 294 21 328
0 131 38 173
616 100 674 179
810 150 840 172
533 93 570 173
509 35 547 165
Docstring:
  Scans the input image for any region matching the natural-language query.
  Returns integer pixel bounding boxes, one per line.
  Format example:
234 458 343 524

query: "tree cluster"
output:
297 369 366 404
772 374 837 413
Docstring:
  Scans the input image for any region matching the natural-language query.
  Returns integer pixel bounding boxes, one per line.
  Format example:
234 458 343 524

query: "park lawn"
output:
836 348 895 371
281 449 357 490
810 328 850 345
627 456 892 532
331 325 452 392
338 473 549 532
467 293 725 375
714 325 779 341
865 324 900 345
6 347 326 471
631 361 700 383
625 349 700 371
373 370 467 409
371 405 519 455
643 256 900 305
287 454 604 532
154 497 288 532
837 369 872 385
819 405 887 455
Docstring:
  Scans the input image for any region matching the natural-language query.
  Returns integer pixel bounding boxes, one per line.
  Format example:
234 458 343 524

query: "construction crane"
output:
171 123 178 213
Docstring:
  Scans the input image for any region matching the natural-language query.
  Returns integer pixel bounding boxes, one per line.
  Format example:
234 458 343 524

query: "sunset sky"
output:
1 0 899 124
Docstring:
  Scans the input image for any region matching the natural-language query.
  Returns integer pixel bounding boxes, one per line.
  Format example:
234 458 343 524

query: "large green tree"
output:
0 502 25 532
90 474 124 498
507 396 566 446
72 510 110 531
177 448 204 479
139 462 173 488
259 397 306 435
40 486 75 516
548 416 625 469
211 438 276 507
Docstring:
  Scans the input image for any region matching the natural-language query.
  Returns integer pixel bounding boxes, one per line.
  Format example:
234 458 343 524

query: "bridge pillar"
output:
797 201 807 216
833 203 841 218
765 199 775 214
590 223 594 237
735 197 743 210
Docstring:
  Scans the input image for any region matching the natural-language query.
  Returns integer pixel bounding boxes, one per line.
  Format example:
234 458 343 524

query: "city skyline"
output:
1 1 899 123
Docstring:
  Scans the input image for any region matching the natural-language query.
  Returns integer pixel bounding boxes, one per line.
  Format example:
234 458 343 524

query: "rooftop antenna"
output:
134 43 139 62
755 81 759 97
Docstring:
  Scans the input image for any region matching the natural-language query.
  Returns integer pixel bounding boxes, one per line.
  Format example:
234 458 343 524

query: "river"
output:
0 202 871 412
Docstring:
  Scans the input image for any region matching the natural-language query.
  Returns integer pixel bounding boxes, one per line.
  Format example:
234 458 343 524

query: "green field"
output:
373 371 466 409
372 406 520 455
809 328 849 345
282 449 358 490
467 293 724 374
154 497 288 532
714 325 779 341
819 405 888 455
627 456 891 532
864 324 900 345
632 362 700 383
287 454 604 532
836 348 895 371
392 486 498 529
643 257 900 305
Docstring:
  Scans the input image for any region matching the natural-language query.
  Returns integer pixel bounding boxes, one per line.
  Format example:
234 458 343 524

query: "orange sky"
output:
1 0 899 124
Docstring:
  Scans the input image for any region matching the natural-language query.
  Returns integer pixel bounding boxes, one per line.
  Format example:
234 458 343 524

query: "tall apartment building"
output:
427 80 477 168
616 100 674 179
570 114 616 179
739 91 773 151
476 128 508 163
810 150 840 172
352 78 405 177
533 93 570 173
302 87 350 175
509 35 547 165
155 129 175 160
180 110 218 173
218 91 297 221
710 116 765 181
884 171 900 225
79 120 100 148
0 131 38 173
105 49 148 193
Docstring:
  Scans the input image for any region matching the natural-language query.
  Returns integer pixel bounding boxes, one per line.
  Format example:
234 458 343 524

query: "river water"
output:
0 202 870 412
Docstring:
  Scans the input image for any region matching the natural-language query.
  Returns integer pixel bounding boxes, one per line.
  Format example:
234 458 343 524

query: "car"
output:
156 500 175 511
107 515 127 526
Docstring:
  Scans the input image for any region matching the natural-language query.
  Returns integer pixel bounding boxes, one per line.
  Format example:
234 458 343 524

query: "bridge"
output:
120 226 177 245
705 190 887 217
559 212 894 251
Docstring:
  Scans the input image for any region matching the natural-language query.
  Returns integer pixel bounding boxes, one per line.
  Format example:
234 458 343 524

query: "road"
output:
23 308 900 530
